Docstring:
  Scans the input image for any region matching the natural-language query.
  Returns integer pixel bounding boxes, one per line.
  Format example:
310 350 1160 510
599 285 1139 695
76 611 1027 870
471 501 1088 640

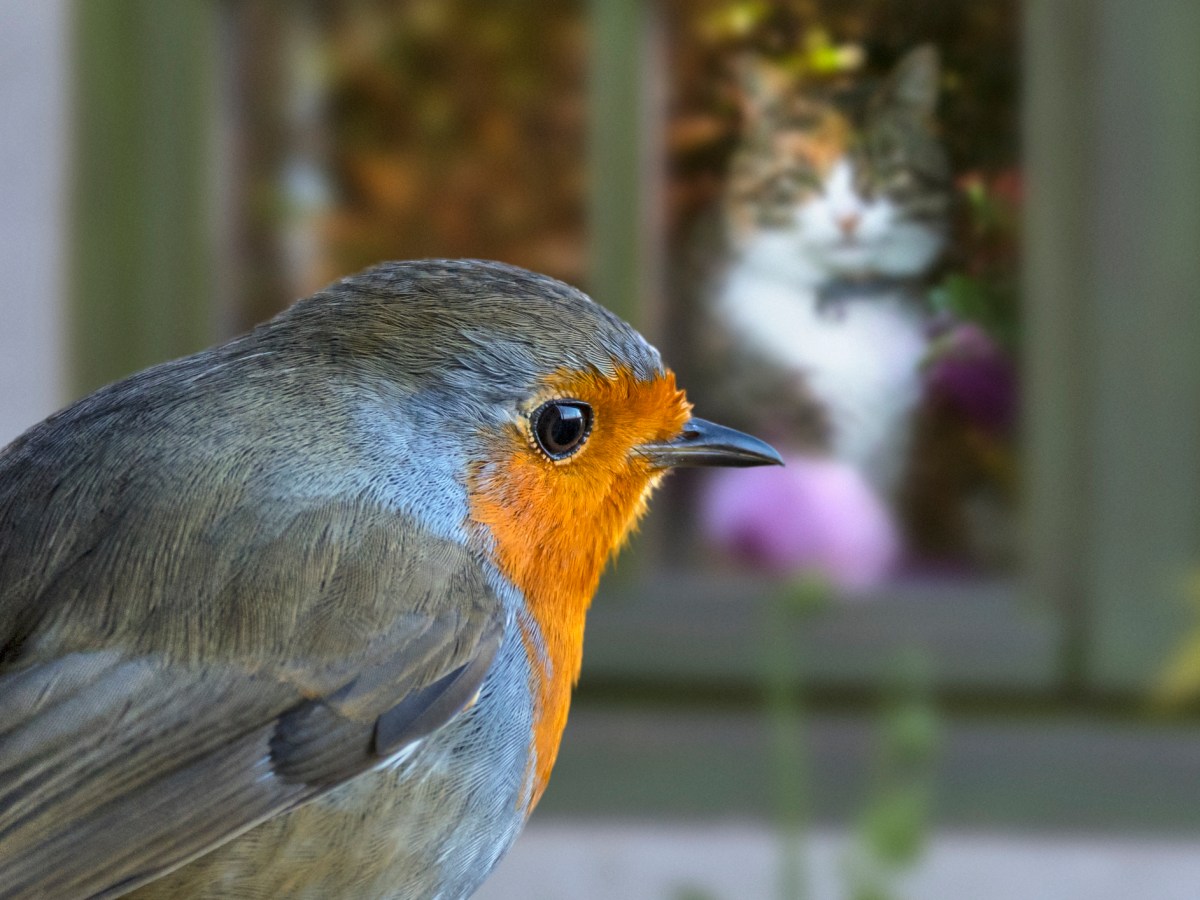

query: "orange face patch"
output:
775 108 852 178
467 365 691 809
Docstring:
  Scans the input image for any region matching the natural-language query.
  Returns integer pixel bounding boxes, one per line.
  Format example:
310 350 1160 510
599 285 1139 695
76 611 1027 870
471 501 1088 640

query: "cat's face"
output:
725 47 952 284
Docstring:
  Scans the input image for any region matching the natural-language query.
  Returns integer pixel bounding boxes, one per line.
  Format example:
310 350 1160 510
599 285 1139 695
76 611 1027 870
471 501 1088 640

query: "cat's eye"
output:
796 170 823 190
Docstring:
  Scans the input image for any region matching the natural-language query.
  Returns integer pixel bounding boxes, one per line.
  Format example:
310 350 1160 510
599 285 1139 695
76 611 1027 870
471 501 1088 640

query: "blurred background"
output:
1 1 1199 897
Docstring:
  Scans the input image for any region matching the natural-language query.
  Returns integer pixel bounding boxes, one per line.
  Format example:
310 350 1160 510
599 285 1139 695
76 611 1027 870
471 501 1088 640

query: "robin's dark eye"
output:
531 400 593 460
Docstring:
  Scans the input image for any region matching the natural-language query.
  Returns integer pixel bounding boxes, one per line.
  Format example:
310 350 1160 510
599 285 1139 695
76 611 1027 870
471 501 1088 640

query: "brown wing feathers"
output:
0 500 504 898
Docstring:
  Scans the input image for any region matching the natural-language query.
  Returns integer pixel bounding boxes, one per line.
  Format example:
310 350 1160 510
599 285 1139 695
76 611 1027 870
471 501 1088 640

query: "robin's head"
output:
270 260 779 586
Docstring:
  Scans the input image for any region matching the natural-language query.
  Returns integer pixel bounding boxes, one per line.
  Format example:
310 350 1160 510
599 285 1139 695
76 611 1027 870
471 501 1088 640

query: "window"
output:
585 1 1042 694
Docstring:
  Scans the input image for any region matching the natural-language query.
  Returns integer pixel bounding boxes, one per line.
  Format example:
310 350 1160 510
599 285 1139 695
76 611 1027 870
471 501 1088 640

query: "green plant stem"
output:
764 582 824 900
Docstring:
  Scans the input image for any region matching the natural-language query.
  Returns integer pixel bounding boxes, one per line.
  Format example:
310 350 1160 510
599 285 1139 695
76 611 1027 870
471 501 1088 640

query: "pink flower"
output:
699 455 900 591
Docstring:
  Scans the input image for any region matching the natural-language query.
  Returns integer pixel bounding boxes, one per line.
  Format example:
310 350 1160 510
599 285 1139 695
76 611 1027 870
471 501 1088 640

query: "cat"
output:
699 45 952 498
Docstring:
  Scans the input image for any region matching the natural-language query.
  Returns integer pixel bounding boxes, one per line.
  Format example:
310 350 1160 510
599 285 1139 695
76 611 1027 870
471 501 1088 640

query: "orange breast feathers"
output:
467 365 691 808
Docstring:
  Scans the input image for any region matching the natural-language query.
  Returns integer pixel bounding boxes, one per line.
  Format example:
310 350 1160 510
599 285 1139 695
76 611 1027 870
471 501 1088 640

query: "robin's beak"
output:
636 417 784 469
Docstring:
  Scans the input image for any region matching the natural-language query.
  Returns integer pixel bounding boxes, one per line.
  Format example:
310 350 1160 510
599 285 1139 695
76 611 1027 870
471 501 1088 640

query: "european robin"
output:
0 259 780 899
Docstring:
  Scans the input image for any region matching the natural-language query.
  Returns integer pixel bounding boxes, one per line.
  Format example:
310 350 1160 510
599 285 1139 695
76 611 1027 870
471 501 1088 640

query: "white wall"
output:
0 1 68 446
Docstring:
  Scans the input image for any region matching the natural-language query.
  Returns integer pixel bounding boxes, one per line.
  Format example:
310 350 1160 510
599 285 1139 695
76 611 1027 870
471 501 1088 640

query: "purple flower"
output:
699 455 900 591
925 323 1018 436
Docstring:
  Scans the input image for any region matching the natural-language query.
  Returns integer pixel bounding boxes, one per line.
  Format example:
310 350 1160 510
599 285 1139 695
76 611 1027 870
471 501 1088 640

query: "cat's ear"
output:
875 44 941 117
731 55 790 130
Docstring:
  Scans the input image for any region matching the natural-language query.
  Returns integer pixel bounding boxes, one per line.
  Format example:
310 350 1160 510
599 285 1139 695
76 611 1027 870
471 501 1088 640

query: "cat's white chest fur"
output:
718 265 927 493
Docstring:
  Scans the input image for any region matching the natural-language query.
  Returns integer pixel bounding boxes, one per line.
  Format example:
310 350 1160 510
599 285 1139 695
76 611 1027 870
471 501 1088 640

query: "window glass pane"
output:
660 1 1021 589
224 1 588 328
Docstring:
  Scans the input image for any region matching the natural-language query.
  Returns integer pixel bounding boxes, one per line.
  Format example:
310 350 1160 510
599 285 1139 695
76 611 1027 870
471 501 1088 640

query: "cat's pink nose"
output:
836 212 861 238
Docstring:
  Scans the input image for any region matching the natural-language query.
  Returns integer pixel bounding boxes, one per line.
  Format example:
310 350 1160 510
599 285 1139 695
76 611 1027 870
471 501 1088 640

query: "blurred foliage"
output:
929 275 1016 352
1153 571 1200 708
845 651 940 900
764 579 830 899
317 0 589 287
910 165 1021 565
930 168 1022 351
229 0 589 317
764 584 939 900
